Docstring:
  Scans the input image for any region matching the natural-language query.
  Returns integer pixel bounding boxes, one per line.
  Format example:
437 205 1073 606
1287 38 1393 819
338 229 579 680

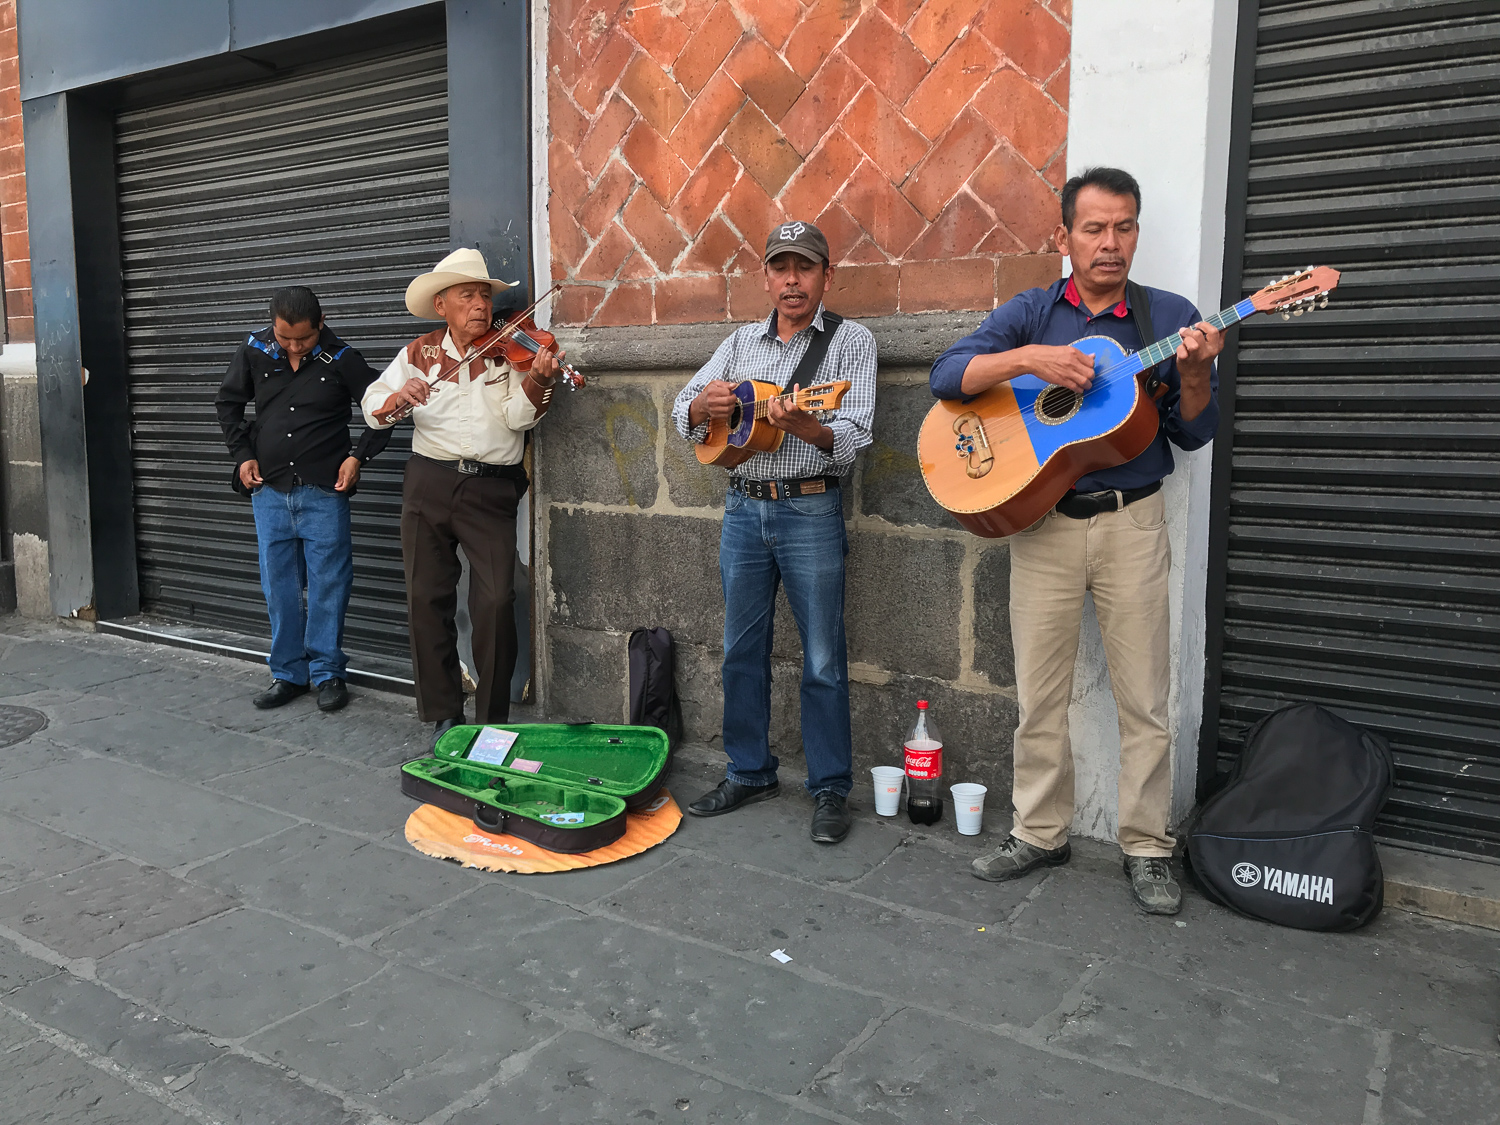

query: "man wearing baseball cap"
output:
671 221 877 844
362 248 564 747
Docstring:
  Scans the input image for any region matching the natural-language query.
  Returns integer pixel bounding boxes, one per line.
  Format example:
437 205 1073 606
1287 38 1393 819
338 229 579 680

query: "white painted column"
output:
1062 0 1239 841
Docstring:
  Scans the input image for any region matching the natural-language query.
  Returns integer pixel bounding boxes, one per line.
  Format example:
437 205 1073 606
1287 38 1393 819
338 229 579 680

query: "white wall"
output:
1063 0 1239 841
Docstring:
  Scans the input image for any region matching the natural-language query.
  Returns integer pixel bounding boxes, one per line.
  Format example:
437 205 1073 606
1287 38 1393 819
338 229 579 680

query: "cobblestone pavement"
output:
0 620 1495 1124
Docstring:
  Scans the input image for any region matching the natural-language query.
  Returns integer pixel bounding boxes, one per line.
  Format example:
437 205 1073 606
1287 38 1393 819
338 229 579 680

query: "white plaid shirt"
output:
672 306 877 481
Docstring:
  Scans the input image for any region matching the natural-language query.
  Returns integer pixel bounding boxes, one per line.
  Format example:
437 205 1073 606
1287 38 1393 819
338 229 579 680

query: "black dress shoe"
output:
253 680 308 710
686 777 780 818
431 717 463 751
316 678 349 713
810 790 852 845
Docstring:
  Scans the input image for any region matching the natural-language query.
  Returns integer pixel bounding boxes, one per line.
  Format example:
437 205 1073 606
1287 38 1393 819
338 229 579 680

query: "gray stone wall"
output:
535 314 1021 796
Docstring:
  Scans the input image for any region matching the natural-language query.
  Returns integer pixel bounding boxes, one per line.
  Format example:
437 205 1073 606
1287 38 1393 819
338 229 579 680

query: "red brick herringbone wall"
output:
548 0 1070 327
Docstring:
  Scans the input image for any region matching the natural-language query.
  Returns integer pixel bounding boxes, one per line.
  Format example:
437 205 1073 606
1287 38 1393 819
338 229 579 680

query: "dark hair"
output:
1060 167 1142 230
269 286 323 328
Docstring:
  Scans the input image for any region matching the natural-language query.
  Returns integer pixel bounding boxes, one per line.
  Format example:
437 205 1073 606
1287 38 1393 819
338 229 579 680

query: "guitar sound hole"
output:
729 403 743 429
1035 385 1081 425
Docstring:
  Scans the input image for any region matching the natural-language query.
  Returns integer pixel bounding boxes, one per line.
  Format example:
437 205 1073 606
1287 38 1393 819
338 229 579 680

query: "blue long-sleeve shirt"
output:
929 276 1219 492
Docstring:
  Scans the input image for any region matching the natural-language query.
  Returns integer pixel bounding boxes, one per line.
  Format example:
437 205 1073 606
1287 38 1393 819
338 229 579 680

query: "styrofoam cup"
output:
950 782 987 835
871 766 905 816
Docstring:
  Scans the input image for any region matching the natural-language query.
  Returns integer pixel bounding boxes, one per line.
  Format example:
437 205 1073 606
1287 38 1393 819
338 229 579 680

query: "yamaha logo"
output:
778 221 806 240
1232 862 1261 887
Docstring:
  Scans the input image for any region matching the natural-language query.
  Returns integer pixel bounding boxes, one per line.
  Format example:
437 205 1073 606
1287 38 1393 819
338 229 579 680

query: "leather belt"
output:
729 475 840 501
1055 480 1161 519
417 453 528 482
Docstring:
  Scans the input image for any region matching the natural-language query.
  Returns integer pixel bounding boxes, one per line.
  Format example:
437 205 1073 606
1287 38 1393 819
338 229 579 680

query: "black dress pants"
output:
400 454 520 723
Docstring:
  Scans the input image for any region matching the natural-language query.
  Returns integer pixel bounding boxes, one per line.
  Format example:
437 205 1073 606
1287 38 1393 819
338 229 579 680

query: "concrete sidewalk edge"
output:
1382 844 1500 931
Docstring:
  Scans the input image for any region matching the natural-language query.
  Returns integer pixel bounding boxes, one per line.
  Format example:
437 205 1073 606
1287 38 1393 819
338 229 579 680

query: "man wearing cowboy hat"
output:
361 248 564 744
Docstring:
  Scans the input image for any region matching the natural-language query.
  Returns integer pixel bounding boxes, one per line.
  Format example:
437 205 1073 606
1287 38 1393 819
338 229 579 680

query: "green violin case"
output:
400 723 672 853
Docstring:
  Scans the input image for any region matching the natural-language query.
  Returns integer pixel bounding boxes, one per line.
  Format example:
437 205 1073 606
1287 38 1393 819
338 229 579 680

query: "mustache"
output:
1091 257 1126 268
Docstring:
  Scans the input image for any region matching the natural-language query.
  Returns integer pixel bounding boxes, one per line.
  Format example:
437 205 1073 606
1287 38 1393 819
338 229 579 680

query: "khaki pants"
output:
1008 490 1173 857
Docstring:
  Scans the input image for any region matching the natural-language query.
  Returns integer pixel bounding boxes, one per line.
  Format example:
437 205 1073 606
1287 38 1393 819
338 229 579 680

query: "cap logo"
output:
778 222 806 241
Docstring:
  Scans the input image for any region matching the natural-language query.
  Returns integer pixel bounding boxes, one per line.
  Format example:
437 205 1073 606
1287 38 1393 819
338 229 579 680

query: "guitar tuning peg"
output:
1292 306 1304 317
1281 310 1291 321
1318 294 1329 309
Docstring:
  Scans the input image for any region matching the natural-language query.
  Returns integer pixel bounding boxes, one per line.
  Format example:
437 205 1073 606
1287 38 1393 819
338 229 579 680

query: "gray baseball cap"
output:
764 220 830 265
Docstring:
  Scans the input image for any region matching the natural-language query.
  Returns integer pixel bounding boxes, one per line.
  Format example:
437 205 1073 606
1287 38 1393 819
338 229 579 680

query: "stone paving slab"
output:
271 705 432 768
0 809 108 891
1046 959 1378 1124
0 858 235 960
182 1052 366 1125
0 1018 199 1125
1009 849 1500 1055
448 1030 832 1125
1382 1033 1500 1122
188 822 479 942
47 708 295 782
806 1005 1271 1125
248 963 562 1121
609 853 1092 1029
382 905 886 1096
0 758 297 869
0 733 80 782
843 835 1040 924
203 752 419 839
98 909 386 1040
7 973 224 1084
0 942 58 996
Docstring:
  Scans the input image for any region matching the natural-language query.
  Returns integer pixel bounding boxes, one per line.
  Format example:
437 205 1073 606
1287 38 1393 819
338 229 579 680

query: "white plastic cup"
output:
870 766 905 816
950 783 987 835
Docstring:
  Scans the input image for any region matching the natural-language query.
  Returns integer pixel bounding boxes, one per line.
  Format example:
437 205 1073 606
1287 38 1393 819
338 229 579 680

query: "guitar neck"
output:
1105 296 1258 380
752 389 811 419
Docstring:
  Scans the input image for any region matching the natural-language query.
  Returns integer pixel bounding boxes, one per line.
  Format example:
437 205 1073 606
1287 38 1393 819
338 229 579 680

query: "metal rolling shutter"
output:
116 41 448 663
1211 0 1500 856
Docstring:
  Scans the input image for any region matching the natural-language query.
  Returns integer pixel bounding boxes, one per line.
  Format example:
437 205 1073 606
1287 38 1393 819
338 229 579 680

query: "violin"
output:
372 285 584 425
493 309 585 390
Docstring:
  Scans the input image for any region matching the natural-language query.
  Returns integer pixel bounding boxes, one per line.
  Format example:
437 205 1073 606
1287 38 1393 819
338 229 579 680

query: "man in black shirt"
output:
216 286 391 711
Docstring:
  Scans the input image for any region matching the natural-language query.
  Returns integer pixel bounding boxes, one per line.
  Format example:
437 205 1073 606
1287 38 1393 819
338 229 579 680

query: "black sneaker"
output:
316 678 349 713
253 680 308 710
970 835 1071 882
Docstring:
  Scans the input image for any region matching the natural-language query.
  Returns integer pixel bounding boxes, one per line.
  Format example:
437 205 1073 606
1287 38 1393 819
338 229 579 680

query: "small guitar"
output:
917 266 1341 537
696 379 853 467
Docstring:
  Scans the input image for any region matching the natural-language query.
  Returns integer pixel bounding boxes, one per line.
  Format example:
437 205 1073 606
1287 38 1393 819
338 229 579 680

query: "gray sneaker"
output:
1124 855 1182 915
971 835 1071 882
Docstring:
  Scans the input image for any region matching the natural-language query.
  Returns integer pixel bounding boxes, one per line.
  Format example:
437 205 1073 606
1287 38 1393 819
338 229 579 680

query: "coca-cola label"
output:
904 741 942 780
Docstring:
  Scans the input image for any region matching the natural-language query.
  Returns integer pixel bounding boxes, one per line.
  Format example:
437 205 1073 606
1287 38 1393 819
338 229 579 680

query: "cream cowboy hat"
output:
404 247 519 319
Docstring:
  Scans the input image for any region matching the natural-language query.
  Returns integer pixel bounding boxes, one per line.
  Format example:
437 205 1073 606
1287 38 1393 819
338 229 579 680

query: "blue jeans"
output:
719 486 853 796
251 485 353 686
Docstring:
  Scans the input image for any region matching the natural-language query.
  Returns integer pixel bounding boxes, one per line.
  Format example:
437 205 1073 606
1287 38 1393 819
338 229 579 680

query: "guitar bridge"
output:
952 411 994 479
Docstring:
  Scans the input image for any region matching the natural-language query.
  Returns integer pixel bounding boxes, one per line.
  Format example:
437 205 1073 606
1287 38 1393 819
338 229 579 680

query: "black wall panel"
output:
1207 0 1500 856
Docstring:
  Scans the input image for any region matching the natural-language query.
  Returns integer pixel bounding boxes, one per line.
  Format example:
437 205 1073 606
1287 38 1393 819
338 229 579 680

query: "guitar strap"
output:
781 310 844 391
1125 280 1165 398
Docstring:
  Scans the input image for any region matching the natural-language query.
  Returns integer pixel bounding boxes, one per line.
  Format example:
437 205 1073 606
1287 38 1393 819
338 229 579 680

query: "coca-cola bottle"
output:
904 699 943 825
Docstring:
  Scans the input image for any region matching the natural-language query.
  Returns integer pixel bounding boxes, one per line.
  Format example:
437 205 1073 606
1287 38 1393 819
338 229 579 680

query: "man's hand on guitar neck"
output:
960 345 1096 396
688 380 740 427
768 384 834 452
1174 320 1223 421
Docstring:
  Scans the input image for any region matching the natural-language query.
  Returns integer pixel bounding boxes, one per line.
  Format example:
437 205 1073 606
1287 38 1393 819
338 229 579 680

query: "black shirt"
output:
216 326 392 492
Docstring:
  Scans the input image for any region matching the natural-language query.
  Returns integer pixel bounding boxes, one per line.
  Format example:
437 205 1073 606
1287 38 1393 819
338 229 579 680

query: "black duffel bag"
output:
1186 702 1393 931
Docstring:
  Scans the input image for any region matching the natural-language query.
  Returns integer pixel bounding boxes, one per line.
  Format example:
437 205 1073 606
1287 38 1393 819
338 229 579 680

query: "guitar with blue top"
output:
917 266 1341 537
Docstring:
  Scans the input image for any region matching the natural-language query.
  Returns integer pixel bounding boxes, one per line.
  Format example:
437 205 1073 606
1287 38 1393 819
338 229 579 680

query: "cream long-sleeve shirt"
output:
360 326 554 464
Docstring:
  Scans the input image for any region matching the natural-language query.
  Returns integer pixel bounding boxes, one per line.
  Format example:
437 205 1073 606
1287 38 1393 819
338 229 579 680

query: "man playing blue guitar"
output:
672 221 877 845
930 167 1225 914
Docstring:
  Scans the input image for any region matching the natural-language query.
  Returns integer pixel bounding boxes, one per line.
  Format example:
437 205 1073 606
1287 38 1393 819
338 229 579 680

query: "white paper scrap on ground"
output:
468 727 521 765
770 949 792 963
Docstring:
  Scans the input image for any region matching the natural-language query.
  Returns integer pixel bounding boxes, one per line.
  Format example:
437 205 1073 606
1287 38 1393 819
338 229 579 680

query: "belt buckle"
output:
768 481 779 500
457 459 479 476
